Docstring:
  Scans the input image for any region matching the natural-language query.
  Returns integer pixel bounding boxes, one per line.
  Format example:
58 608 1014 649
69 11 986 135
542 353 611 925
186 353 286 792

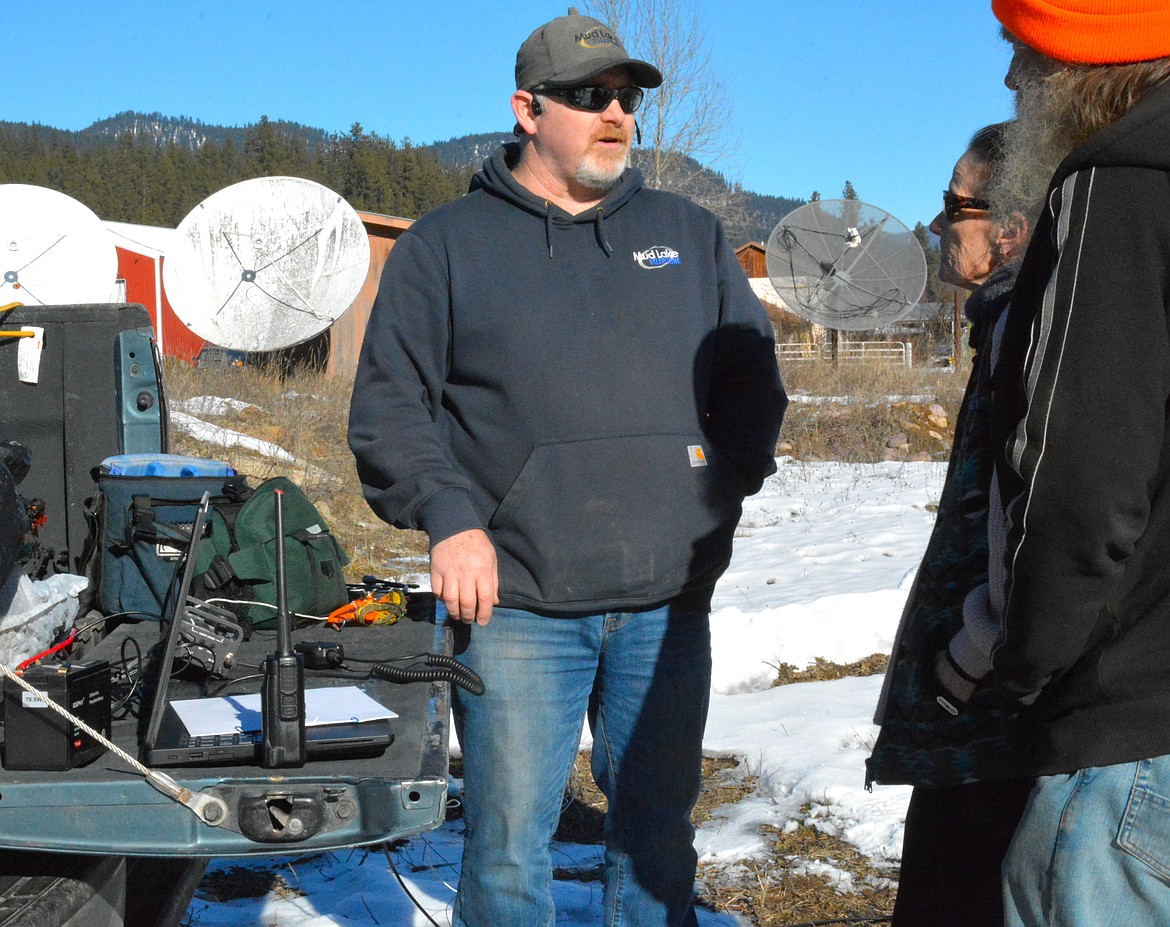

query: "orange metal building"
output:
326 212 412 377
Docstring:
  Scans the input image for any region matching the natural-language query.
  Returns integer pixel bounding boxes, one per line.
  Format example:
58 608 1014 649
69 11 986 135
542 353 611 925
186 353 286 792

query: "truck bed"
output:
0 599 450 857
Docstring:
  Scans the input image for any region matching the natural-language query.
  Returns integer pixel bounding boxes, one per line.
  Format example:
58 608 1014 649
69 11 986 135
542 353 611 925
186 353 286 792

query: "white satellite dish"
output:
766 199 926 331
163 176 371 352
0 184 119 305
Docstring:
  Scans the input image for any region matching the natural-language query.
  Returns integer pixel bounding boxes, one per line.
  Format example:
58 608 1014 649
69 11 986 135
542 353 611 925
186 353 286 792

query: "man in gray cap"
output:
349 9 786 926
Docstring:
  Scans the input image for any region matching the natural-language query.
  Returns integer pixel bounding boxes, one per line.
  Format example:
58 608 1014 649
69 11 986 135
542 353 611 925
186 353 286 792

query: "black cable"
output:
292 644 485 695
342 652 432 664
368 654 485 695
71 610 164 641
381 843 445 927
111 635 144 715
208 673 265 696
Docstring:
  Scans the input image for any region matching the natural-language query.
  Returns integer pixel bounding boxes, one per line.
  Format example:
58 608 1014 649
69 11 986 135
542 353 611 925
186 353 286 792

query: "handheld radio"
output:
260 488 306 767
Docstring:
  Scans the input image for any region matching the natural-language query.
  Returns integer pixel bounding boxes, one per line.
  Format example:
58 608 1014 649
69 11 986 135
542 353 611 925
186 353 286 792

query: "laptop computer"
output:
142 493 394 767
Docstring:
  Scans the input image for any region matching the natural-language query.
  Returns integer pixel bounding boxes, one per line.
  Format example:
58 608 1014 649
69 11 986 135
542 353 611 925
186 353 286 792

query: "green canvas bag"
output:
199 476 350 628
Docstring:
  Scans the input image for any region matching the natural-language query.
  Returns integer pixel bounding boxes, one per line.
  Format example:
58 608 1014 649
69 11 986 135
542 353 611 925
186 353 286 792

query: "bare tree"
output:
583 0 745 223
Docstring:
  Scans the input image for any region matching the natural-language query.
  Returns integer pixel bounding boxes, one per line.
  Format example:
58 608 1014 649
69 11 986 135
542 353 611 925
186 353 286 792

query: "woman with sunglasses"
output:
868 122 1033 927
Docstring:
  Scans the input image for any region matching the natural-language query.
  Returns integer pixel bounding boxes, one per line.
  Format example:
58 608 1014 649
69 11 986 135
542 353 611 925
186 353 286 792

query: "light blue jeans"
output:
1003 754 1170 927
449 604 711 927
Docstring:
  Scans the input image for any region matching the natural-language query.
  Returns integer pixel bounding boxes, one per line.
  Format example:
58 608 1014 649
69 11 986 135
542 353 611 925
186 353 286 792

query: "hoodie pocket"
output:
488 433 745 606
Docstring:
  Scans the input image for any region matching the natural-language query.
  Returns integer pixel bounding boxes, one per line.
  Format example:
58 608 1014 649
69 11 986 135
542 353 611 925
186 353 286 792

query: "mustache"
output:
591 127 632 146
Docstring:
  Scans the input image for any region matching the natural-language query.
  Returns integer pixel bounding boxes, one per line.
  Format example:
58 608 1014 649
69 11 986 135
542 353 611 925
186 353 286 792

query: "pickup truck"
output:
0 303 450 926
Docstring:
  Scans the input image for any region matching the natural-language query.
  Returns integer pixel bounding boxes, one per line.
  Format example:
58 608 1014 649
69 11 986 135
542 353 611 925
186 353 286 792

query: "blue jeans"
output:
449 604 711 927
1004 754 1170 927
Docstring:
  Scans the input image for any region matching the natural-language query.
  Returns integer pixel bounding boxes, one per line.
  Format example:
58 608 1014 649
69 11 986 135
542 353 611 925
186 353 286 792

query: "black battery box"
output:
2 662 111 770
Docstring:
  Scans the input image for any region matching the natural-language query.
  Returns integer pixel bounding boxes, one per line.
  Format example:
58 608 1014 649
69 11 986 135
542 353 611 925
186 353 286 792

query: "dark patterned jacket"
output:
867 262 1029 788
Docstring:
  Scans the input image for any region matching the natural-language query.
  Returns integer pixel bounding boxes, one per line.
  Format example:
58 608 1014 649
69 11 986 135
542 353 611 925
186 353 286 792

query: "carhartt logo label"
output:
633 245 681 269
576 28 618 48
688 445 707 467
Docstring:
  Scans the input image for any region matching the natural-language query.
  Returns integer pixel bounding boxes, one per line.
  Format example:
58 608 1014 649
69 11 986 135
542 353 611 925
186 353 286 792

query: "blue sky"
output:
7 0 1014 233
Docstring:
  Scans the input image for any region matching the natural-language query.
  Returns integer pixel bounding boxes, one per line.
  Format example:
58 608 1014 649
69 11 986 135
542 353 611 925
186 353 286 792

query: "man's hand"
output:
430 529 499 626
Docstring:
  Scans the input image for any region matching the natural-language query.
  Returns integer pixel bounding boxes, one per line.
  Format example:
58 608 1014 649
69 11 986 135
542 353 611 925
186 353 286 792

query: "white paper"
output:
16 326 44 384
169 685 397 738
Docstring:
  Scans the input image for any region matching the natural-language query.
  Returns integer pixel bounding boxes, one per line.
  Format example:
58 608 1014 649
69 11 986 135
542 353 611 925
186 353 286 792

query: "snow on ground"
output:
177 396 259 417
171 398 336 483
170 409 296 463
184 457 945 926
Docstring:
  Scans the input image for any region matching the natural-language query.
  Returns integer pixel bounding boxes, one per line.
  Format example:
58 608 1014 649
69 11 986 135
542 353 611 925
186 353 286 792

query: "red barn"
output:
105 221 206 362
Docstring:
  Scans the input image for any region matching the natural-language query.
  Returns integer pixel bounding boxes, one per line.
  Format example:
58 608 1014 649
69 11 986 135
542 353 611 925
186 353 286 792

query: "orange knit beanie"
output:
992 0 1170 64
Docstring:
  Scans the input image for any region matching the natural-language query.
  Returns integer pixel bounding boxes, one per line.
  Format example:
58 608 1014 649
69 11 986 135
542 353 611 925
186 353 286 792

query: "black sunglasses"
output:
942 190 991 221
538 85 644 114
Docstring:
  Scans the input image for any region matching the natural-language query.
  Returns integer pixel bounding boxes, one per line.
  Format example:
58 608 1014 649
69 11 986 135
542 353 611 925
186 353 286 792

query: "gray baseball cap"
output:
515 9 663 91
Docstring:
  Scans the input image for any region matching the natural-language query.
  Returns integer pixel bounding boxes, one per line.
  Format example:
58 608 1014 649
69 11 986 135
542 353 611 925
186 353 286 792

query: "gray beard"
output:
575 152 629 193
988 76 1079 224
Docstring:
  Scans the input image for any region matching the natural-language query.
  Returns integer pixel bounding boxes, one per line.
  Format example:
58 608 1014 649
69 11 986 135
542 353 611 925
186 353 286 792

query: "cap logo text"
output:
576 28 618 49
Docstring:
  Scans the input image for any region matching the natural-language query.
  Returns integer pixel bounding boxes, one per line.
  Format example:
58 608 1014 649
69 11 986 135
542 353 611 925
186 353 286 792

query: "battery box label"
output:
21 691 48 709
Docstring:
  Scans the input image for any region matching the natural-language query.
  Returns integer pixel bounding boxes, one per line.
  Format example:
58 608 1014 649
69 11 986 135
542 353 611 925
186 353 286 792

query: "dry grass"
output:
553 753 894 924
196 865 304 902
778 359 965 463
551 752 757 846
701 815 896 926
780 354 961 400
772 654 890 687
163 359 428 579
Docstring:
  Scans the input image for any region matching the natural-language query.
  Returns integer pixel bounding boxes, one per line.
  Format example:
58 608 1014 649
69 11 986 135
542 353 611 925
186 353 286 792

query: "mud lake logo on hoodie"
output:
632 245 681 269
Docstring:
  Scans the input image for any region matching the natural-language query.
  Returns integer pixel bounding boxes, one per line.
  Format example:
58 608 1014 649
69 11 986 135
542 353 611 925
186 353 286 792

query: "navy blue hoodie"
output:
349 144 786 614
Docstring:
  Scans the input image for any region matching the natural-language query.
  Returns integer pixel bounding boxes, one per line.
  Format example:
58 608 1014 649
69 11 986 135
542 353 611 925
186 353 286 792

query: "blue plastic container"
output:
100 454 236 478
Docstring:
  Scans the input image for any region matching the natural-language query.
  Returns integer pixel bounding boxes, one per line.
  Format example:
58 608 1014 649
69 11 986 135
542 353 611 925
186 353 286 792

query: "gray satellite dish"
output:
765 199 926 331
163 176 371 352
0 184 119 305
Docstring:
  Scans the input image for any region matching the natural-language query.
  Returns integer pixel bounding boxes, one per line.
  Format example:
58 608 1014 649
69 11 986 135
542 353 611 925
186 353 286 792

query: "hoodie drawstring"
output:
542 203 613 258
594 207 613 256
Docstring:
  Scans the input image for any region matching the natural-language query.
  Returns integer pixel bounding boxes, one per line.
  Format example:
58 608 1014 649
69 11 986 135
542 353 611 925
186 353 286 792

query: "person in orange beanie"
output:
983 2 1170 925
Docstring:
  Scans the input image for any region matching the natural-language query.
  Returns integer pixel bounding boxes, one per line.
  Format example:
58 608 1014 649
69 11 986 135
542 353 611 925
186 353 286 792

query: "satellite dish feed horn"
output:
765 199 926 332
163 176 371 352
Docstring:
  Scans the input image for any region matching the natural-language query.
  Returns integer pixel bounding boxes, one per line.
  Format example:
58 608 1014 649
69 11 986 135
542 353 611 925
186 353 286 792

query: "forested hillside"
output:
0 116 471 227
426 130 804 243
0 113 803 242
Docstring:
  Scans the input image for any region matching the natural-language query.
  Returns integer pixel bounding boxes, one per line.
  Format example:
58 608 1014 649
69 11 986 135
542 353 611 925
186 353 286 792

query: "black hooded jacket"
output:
990 80 1170 774
349 144 786 614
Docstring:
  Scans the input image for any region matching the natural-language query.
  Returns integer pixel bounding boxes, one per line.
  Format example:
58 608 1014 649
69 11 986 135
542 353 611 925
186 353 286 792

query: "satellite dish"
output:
163 176 371 352
765 199 926 331
0 184 119 305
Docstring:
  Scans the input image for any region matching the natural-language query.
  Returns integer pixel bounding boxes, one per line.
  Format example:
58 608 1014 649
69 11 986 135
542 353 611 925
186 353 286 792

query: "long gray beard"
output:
988 76 1079 224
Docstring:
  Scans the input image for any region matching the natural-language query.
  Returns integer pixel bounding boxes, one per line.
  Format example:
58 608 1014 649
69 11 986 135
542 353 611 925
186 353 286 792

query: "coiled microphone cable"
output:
369 653 485 695
294 643 486 695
